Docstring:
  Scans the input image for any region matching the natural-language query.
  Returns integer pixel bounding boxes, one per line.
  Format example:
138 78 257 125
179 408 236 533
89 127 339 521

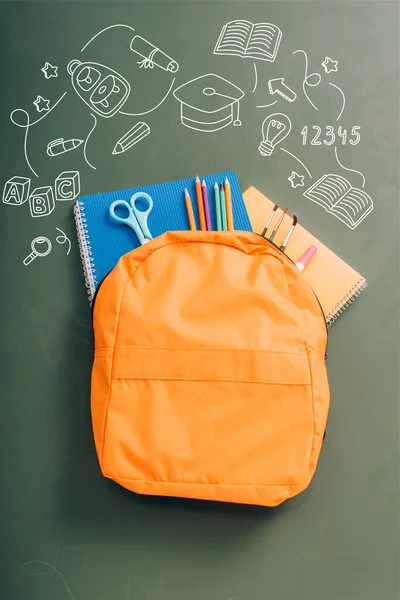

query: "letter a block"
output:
55 171 80 201
29 186 55 217
2 176 31 205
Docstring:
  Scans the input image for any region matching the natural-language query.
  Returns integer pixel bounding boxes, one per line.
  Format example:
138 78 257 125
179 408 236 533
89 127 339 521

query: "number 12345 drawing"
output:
301 125 361 146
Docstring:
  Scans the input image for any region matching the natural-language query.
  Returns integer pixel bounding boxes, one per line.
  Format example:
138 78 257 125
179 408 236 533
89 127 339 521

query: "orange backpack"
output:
91 231 330 507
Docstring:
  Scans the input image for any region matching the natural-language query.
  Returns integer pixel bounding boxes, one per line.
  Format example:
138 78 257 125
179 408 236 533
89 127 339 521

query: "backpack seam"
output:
305 341 316 482
104 475 309 489
99 275 129 469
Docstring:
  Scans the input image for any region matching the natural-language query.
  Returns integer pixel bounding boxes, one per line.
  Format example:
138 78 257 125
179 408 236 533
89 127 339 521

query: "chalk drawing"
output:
15 561 76 600
292 49 321 110
83 113 98 170
321 56 338 73
288 171 305 188
67 59 131 118
268 78 297 102
10 92 67 177
29 186 55 217
349 126 361 146
280 148 313 179
79 24 177 119
257 100 278 109
55 171 80 201
47 137 84 157
258 113 292 157
130 35 179 72
328 82 346 121
214 20 282 62
56 228 72 255
22 236 52 265
33 95 50 112
334 146 366 188
80 23 136 53
252 62 258 93
112 122 150 155
119 77 176 116
41 62 58 79
2 176 31 205
304 173 372 229
173 73 244 132
300 125 360 146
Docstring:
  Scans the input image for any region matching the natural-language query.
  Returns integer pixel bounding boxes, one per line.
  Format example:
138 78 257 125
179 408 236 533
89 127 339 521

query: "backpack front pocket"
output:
100 346 315 494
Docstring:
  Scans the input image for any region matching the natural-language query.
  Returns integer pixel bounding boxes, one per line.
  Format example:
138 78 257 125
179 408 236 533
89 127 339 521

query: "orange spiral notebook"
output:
243 186 367 326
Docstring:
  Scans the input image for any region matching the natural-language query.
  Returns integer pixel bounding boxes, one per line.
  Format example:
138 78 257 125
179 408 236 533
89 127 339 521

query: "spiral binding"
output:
326 280 367 327
73 200 98 304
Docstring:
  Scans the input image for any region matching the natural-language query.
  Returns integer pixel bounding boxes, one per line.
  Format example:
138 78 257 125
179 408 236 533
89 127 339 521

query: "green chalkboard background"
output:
1 2 398 599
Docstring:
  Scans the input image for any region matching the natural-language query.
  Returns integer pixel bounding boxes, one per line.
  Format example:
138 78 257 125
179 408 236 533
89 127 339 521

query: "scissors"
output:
109 191 153 245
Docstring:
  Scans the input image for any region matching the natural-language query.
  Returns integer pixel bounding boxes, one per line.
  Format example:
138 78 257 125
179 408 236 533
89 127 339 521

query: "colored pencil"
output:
224 177 234 230
201 179 212 231
214 182 222 231
195 175 206 230
220 184 227 231
269 206 289 243
184 188 197 231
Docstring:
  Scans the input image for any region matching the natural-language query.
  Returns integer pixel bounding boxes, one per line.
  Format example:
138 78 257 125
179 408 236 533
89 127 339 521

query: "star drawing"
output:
33 95 51 112
288 171 305 188
321 56 338 74
41 62 58 79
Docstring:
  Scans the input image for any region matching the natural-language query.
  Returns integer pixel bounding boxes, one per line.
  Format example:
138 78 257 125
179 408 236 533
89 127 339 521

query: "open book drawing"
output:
214 20 282 62
303 174 373 230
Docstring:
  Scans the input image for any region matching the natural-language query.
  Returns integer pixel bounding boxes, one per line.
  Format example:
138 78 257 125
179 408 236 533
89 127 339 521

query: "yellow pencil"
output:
224 177 234 230
184 188 197 231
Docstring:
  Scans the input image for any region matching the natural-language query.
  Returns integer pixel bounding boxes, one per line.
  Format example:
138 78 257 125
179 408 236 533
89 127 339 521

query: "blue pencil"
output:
219 184 227 231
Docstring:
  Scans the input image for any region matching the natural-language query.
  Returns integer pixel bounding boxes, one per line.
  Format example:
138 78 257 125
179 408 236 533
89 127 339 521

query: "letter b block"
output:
2 176 31 205
55 170 80 201
29 186 55 217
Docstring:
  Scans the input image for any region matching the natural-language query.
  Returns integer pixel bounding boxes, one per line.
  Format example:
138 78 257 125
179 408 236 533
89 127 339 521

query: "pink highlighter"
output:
296 245 318 272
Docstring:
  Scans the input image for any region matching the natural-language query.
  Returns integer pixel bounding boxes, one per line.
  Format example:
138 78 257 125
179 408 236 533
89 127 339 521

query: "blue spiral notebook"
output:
74 170 252 303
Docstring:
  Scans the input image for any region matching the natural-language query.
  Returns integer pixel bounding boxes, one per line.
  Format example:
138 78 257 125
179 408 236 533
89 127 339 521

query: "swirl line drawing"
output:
81 23 136 52
293 49 321 111
56 228 72 255
252 63 258 93
120 77 176 116
328 82 346 121
10 92 67 177
83 113 98 170
334 146 365 188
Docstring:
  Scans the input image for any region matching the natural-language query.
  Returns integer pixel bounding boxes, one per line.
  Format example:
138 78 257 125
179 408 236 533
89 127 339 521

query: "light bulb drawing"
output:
258 112 292 157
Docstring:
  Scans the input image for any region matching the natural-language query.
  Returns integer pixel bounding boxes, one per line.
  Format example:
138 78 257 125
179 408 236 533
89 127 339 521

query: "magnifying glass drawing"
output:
23 236 52 266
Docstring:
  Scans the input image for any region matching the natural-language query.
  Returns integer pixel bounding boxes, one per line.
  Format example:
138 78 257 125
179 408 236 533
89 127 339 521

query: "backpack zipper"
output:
255 233 329 358
90 234 329 358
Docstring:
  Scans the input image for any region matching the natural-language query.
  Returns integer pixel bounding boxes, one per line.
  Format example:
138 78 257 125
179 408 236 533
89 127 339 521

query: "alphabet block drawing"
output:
29 186 55 217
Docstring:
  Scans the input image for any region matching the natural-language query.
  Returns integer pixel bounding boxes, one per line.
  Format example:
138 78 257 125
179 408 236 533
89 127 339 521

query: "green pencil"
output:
214 182 222 231
220 184 227 231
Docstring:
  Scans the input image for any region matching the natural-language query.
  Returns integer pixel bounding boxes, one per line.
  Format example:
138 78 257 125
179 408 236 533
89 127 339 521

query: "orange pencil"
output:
224 177 234 230
184 188 197 231
195 175 206 231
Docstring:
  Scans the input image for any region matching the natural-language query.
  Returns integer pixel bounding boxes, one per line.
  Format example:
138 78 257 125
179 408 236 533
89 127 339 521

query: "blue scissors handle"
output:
109 192 153 245
130 192 153 240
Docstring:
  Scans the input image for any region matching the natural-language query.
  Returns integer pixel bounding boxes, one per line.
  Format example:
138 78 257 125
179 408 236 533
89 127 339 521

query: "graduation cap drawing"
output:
173 73 245 132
